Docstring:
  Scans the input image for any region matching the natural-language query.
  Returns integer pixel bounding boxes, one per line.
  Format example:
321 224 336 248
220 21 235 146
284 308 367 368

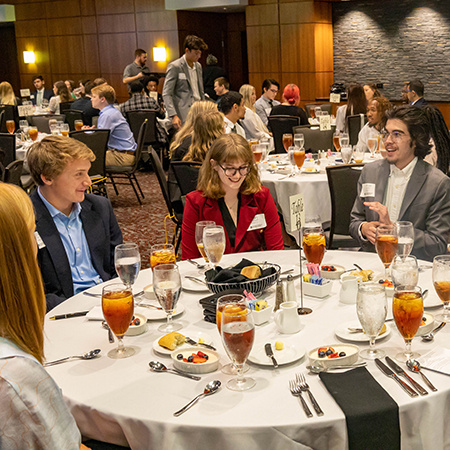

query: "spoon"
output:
187 259 206 270
44 349 101 367
406 359 438 391
83 290 144 298
173 380 221 416
421 322 446 342
148 361 201 381
353 263 363 271
102 321 115 343
307 362 366 374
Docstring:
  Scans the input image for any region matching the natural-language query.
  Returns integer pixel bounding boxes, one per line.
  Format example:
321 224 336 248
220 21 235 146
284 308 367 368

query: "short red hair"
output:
283 84 300 106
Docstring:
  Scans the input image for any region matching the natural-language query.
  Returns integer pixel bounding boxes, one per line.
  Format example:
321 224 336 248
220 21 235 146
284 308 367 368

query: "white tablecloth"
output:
44 250 450 450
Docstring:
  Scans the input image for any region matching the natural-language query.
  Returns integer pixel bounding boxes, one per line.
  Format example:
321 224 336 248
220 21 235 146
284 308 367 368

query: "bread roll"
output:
158 332 185 350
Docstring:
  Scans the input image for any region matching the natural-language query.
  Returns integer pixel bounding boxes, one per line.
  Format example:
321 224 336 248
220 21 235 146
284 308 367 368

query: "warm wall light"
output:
153 47 167 62
23 51 36 63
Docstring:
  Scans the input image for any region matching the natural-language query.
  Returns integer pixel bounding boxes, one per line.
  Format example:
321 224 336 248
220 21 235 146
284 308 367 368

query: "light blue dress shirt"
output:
38 189 103 294
98 104 137 151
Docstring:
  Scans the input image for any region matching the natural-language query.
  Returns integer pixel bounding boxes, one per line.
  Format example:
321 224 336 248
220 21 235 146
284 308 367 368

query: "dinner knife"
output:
374 358 418 397
385 357 428 396
265 343 279 368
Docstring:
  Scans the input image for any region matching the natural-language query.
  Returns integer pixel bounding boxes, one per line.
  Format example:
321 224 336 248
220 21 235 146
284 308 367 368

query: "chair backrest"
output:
267 115 301 154
69 129 110 177
148 147 181 223
132 119 149 172
347 114 368 146
65 110 84 131
59 101 73 113
326 164 364 248
126 110 157 146
29 114 65 133
0 110 4 133
170 161 201 196
3 160 24 186
0 133 16 169
293 125 334 153
0 105 17 133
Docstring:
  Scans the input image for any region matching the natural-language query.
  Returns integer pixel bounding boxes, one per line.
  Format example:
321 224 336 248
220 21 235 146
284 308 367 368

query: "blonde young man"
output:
28 135 123 311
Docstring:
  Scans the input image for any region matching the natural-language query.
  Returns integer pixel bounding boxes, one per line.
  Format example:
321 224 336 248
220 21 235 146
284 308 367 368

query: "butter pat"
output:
275 341 284 351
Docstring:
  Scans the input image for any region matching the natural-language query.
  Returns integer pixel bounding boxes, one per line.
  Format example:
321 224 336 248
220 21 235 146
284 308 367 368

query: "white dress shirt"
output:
224 116 246 138
356 122 380 152
184 55 201 101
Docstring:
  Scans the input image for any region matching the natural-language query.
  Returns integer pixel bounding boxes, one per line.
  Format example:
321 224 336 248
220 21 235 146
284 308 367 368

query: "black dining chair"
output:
0 105 18 132
2 160 24 186
28 114 66 133
0 133 16 170
347 114 368 146
305 103 332 118
170 161 201 197
293 125 335 153
65 110 85 131
325 164 364 249
59 101 73 114
267 115 301 153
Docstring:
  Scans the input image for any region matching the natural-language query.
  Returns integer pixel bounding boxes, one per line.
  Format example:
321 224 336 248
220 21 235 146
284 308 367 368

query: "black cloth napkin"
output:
198 288 245 323
204 259 275 283
319 367 400 450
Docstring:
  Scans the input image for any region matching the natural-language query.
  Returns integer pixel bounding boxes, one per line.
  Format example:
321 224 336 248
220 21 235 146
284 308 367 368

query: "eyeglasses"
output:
380 130 409 142
269 88 278 94
218 163 251 177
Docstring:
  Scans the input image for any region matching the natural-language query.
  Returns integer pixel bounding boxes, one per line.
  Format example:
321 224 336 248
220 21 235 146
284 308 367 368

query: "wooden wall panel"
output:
137 30 179 73
14 2 45 20
314 23 333 72
45 0 80 18
82 16 98 35
94 0 134 15
136 11 178 32
135 0 166 13
80 0 96 16
48 36 86 73
315 71 334 98
83 34 100 73
247 25 280 74
98 33 137 74
280 24 315 73
280 2 315 24
47 17 83 36
246 3 279 26
97 14 136 34
15 19 48 37
16 36 51 74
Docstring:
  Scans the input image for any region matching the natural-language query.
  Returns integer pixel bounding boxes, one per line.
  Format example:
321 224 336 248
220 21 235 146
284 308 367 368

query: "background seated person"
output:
27 135 123 311
49 80 72 114
239 84 271 141
350 105 450 262
181 134 284 259
70 81 99 126
0 81 21 106
270 83 308 125
88 84 136 168
335 83 366 135
144 74 164 109
0 183 86 449
218 91 246 138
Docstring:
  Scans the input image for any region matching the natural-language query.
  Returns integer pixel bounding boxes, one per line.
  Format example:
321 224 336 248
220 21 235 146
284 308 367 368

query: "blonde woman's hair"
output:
169 101 218 157
28 135 95 186
183 111 225 163
239 84 255 112
0 183 46 364
0 81 17 106
197 134 261 199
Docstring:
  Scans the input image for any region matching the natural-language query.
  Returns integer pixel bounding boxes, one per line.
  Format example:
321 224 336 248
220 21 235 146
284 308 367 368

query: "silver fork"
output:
296 373 324 416
289 380 312 418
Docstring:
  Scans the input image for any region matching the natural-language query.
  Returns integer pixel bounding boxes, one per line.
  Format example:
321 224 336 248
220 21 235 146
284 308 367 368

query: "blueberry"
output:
187 355 194 363
134 319 140 326
203 354 209 360
177 354 183 360
326 349 333 356
422 317 426 322
318 351 326 358
378 279 384 284
339 352 346 357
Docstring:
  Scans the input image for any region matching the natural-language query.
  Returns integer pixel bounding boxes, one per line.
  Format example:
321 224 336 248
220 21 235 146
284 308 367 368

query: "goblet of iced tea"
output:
6 120 15 134
432 254 450 323
150 243 176 270
74 120 83 131
375 225 398 278
221 304 255 391
282 133 293 152
252 144 265 164
28 126 38 142
302 223 326 265
392 285 423 362
293 148 305 170
102 283 135 359
60 123 70 137
333 134 341 152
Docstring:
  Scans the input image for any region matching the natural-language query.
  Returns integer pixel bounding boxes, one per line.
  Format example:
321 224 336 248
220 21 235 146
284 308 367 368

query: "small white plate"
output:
276 167 292 174
335 320 391 342
136 303 185 321
309 344 359 368
248 340 305 366
301 167 320 174
424 292 443 309
152 330 215 356
125 313 147 336
182 270 209 292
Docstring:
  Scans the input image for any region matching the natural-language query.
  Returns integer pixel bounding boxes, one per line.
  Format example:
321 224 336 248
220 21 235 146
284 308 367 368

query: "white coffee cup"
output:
274 301 301 334
339 274 361 304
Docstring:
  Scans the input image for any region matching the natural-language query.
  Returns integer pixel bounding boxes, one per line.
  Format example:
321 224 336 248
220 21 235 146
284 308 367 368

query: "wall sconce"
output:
153 47 167 62
23 51 36 64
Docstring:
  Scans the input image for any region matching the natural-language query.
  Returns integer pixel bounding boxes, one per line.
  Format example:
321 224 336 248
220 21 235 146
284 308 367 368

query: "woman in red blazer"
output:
181 134 284 259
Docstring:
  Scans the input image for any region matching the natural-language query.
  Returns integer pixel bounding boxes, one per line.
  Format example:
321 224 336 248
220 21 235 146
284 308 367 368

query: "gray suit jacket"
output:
162 56 205 123
349 158 450 262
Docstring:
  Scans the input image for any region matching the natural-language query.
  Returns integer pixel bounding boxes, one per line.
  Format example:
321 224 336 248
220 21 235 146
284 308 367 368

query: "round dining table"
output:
44 250 450 450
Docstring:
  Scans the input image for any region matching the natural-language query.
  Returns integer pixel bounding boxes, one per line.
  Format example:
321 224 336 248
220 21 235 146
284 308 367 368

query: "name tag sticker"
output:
34 231 46 249
178 73 187 80
247 214 267 231
361 183 376 198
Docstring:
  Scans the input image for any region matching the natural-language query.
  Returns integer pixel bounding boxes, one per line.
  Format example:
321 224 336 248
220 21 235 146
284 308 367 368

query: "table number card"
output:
289 193 305 232
18 104 34 117
20 88 31 97
330 93 341 103
149 91 158 101
319 114 331 131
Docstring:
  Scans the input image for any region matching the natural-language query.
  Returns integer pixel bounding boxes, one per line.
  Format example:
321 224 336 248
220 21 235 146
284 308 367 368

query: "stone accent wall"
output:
332 0 450 101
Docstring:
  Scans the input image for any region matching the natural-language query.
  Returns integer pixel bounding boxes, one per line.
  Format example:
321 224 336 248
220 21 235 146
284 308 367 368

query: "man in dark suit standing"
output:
407 79 427 107
27 135 123 311
30 75 54 106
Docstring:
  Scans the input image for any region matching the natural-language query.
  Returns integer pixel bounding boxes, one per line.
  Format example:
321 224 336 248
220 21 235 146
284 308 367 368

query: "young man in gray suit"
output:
350 105 450 262
162 35 208 130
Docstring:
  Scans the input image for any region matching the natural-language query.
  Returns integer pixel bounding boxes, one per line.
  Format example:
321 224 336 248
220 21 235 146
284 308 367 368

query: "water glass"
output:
203 225 226 268
396 221 414 260
390 255 419 288
115 243 141 289
341 146 353 164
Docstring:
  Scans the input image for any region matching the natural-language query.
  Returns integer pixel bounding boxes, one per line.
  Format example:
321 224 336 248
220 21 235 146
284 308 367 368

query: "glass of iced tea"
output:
102 283 135 359
60 123 70 137
375 225 398 278
302 222 326 265
195 221 215 267
150 243 176 270
203 225 226 268
432 255 450 323
221 304 255 391
252 144 265 164
74 119 83 131
282 133 293 152
333 133 341 152
6 120 15 134
392 285 423 362
28 126 38 142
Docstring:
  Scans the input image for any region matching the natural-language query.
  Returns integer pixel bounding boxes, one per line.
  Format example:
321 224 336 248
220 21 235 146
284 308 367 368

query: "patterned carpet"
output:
107 170 177 270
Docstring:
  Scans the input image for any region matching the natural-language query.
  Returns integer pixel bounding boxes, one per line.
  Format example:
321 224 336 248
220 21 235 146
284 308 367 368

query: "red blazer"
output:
181 187 284 260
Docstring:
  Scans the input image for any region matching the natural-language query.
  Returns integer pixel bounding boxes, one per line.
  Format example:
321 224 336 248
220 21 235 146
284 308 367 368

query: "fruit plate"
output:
335 320 391 343
248 340 305 366
152 331 214 356
320 264 346 280
171 347 220 374
308 344 359 368
125 314 147 336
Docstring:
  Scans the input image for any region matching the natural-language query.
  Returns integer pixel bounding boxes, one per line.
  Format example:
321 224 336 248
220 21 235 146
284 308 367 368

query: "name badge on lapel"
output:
361 183 376 198
178 73 187 80
247 214 267 231
34 231 46 249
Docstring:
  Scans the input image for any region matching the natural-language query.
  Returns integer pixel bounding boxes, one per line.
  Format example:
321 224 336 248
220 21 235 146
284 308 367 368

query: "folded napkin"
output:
198 288 246 323
319 367 400 450
205 259 275 283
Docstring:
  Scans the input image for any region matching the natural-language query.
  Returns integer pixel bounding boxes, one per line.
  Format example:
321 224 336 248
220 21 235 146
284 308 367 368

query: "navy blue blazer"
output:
31 191 123 311
30 89 54 105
